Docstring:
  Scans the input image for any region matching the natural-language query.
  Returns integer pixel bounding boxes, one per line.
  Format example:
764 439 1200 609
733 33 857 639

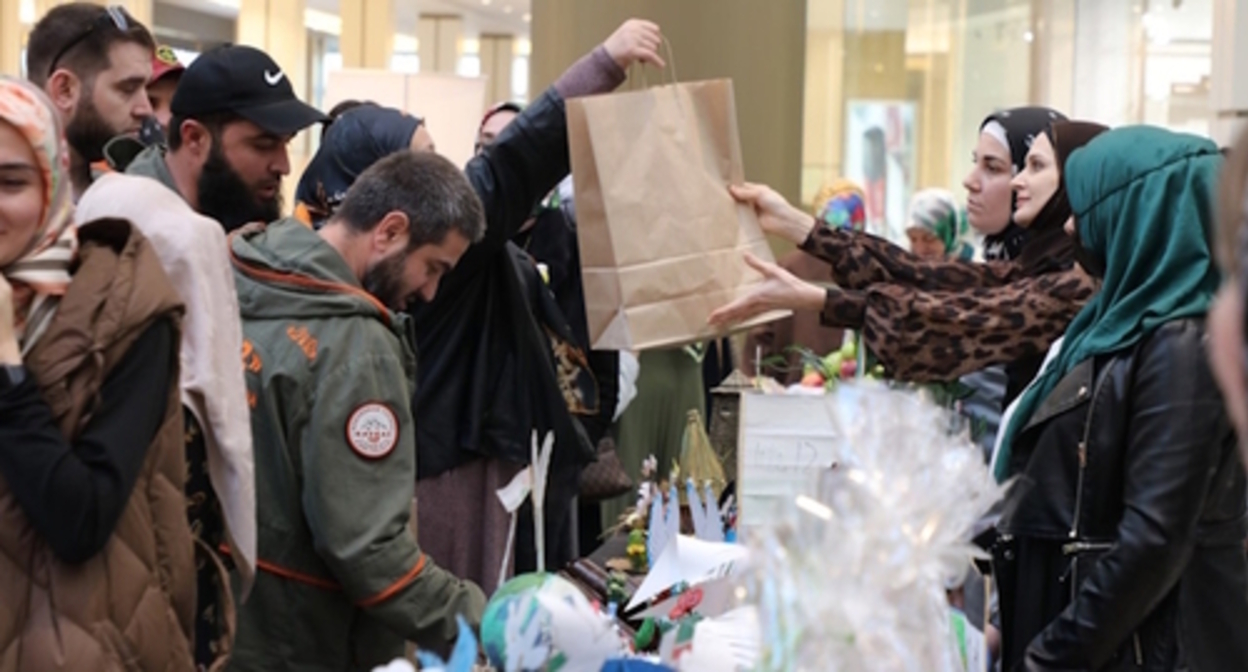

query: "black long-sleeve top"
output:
0 319 174 563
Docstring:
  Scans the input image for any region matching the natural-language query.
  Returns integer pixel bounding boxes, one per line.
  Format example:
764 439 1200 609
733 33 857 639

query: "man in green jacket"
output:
227 150 486 671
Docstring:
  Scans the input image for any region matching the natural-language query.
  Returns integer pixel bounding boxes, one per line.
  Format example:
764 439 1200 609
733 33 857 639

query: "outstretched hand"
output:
603 19 666 70
729 183 816 246
707 253 825 328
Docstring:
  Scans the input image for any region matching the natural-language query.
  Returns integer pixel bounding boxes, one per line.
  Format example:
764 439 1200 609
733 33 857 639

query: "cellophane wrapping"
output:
734 383 1003 671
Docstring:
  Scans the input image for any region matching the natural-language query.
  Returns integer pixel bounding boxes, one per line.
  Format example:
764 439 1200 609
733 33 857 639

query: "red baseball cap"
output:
151 44 184 83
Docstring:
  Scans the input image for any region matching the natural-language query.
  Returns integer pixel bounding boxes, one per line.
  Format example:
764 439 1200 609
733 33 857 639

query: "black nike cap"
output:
170 44 328 136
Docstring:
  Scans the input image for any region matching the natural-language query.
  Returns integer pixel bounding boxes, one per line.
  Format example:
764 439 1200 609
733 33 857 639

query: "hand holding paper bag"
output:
728 182 819 247
568 77 789 350
706 253 827 328
602 19 667 69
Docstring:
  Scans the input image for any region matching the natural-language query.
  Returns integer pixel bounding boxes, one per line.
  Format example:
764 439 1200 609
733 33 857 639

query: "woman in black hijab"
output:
294 103 428 227
970 107 1068 261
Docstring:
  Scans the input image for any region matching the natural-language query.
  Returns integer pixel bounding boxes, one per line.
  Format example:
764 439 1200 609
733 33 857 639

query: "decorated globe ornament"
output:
481 572 627 672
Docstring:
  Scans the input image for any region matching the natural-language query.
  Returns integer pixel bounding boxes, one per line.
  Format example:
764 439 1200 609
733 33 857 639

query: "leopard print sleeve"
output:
819 267 1098 382
799 225 1022 291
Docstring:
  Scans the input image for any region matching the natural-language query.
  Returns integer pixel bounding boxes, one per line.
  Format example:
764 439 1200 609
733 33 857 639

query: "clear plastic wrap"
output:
734 383 1003 671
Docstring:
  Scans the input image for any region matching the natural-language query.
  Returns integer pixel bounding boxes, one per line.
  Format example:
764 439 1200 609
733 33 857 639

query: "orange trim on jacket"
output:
220 544 429 608
220 544 341 592
292 202 315 228
227 224 392 328
357 553 429 608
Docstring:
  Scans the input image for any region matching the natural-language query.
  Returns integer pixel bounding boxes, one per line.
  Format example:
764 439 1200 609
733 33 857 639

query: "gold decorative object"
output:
679 408 728 498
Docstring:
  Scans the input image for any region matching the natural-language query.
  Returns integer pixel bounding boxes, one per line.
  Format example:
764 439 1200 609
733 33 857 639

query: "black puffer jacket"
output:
994 319 1248 671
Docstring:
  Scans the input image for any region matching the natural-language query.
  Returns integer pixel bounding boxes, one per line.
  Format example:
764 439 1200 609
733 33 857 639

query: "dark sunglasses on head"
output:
46 5 134 78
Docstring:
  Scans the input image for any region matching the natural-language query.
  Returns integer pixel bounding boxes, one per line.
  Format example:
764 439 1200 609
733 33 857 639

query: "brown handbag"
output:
579 437 634 503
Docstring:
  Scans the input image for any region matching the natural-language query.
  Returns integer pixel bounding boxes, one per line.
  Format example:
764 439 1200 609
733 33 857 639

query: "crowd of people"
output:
3 3 1248 672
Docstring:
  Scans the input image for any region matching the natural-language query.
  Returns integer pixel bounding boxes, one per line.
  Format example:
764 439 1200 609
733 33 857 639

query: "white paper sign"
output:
737 390 857 536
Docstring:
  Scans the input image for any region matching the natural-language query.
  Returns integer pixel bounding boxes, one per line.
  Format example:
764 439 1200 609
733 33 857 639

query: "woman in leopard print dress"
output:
710 111 1102 404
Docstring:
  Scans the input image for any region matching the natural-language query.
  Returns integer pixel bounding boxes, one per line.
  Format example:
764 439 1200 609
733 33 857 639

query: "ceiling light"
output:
504 5 514 13
482 0 491 4
1023 30 1034 42
523 12 531 22
394 34 419 52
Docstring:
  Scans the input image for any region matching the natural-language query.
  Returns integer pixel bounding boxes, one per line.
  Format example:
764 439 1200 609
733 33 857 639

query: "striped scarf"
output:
0 77 77 354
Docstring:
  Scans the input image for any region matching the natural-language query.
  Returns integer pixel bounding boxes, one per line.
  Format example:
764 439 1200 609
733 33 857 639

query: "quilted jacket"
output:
0 219 193 671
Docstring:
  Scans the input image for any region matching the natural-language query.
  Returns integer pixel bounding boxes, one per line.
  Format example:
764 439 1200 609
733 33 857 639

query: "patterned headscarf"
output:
0 76 77 354
813 178 867 232
906 188 973 259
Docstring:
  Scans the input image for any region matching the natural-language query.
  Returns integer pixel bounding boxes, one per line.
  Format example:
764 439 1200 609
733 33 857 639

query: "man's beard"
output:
64 98 119 163
362 250 408 310
197 145 282 232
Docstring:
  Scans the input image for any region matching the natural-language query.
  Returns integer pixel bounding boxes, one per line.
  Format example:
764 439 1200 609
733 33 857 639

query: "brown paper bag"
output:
567 78 789 351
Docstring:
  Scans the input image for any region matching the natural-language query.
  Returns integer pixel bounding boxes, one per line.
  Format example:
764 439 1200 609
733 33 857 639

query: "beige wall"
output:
340 0 394 70
236 0 310 214
802 26 844 206
0 0 23 76
419 14 464 75
529 0 807 205
480 34 516 105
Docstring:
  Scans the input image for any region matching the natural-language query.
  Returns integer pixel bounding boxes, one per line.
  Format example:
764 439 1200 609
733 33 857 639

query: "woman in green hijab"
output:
990 126 1248 671
904 188 974 261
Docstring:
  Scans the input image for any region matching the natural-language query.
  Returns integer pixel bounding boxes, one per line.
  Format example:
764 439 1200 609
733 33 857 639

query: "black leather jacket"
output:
997 319 1248 671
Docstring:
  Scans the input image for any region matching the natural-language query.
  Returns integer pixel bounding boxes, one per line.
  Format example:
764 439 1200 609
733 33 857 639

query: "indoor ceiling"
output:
159 0 532 36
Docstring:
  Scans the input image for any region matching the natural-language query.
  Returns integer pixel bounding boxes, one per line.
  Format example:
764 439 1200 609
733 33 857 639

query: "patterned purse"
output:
579 436 634 503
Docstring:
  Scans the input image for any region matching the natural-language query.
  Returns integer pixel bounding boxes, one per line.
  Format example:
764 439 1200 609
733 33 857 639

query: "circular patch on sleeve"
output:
346 403 399 460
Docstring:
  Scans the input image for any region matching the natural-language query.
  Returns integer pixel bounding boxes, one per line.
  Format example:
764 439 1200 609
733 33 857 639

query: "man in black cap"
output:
126 43 328 231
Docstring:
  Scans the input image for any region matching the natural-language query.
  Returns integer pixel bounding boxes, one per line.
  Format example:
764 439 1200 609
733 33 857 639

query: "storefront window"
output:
803 0 1214 245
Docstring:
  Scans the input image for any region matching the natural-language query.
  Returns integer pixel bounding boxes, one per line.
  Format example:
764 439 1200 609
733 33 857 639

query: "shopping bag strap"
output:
630 35 679 88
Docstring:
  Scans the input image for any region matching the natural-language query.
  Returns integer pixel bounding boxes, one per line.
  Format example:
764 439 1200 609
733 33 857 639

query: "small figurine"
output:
640 455 658 480
634 617 658 652
606 570 629 619
627 525 648 573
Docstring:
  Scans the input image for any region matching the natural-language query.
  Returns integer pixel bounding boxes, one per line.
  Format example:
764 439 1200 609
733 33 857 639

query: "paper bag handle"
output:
631 36 679 88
